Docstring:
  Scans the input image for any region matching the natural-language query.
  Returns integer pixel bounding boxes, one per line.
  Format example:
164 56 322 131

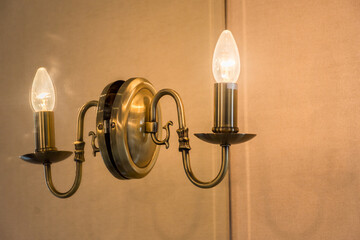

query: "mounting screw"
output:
111 122 116 128
97 123 103 130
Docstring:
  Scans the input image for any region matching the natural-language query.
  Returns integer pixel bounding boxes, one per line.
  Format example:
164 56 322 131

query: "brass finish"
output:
111 78 160 178
89 131 100 156
151 120 173 149
20 151 72 164
43 100 98 198
22 78 256 196
96 80 126 179
145 121 158 133
147 89 186 130
213 83 239 133
176 127 191 151
42 100 98 198
195 133 256 146
44 161 82 198
146 89 186 150
97 78 161 179
146 89 230 188
182 145 229 188
34 111 57 152
21 111 72 165
20 100 98 198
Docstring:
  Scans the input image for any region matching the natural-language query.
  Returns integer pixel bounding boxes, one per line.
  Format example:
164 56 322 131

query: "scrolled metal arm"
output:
147 89 186 148
44 100 98 198
146 89 228 188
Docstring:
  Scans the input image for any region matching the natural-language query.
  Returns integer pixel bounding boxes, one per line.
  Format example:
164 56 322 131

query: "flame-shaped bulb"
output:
212 30 240 83
31 67 56 112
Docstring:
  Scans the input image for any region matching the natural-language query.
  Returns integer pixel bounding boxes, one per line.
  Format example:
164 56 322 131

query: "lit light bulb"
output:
31 67 56 112
212 30 240 83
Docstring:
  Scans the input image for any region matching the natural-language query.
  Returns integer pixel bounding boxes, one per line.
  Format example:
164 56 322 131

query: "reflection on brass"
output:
145 88 230 188
194 133 256 145
44 161 82 199
44 100 98 198
213 83 239 133
88 131 100 156
20 100 98 198
145 84 255 188
176 127 191 151
21 77 255 198
20 151 72 164
34 111 57 152
96 78 161 180
182 145 229 188
149 120 173 149
96 80 126 179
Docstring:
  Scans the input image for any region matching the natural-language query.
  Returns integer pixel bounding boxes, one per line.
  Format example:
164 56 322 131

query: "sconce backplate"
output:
96 78 161 180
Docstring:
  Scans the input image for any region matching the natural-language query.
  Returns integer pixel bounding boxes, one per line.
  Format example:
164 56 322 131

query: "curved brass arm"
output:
181 146 229 188
147 89 186 148
146 89 228 188
44 100 98 198
44 162 82 198
148 89 186 128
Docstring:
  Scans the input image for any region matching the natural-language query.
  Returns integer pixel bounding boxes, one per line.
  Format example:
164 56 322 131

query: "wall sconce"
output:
20 31 255 198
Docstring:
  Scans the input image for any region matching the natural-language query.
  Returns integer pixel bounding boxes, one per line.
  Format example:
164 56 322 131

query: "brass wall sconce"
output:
20 30 255 198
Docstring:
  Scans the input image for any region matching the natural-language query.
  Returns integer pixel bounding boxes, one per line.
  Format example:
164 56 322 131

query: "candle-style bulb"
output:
31 67 56 112
212 30 240 83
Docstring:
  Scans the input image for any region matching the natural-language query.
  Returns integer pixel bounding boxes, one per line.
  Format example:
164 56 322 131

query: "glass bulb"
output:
31 67 56 112
212 30 240 83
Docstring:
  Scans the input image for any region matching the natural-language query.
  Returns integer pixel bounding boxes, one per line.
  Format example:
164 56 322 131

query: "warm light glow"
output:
212 30 240 83
31 67 56 112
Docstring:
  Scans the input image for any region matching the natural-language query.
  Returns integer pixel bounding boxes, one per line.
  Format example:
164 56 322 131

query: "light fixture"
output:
20 3 255 199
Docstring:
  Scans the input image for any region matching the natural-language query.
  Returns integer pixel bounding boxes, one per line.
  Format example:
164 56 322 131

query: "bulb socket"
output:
213 83 239 133
34 111 57 152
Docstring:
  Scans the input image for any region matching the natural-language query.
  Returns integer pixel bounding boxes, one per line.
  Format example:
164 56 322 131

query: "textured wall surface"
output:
0 1 230 239
229 0 360 239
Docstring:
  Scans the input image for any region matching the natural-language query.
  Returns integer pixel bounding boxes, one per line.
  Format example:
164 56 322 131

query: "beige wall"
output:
229 0 360 239
0 1 230 239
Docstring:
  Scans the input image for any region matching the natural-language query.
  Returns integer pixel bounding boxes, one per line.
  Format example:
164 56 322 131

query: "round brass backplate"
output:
96 78 160 179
